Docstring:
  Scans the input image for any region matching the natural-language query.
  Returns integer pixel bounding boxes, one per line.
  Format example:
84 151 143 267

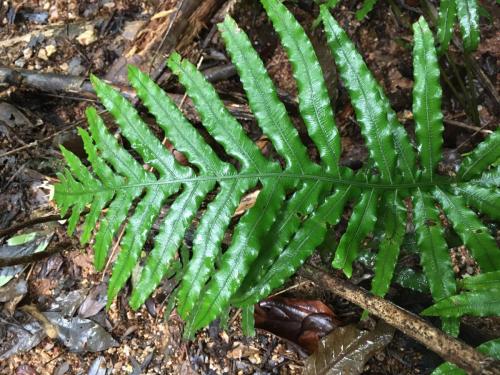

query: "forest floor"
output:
0 0 499 374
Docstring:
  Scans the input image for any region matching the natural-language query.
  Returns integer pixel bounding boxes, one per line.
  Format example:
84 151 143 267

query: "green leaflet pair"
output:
54 0 500 340
355 0 480 53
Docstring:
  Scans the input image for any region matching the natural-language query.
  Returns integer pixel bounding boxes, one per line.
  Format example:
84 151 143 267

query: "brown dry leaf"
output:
234 190 260 216
227 342 260 359
71 252 93 272
255 297 342 354
151 9 175 20
304 321 394 375
30 278 57 296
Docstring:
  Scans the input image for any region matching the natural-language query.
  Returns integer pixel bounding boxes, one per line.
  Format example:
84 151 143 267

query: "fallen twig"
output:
0 212 71 239
443 119 493 135
300 265 500 375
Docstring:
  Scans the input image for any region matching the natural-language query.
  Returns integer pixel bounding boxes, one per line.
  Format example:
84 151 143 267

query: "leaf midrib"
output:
57 170 461 195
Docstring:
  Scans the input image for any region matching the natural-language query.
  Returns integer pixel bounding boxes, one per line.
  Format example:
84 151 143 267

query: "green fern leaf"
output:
220 16 314 175
414 189 456 300
452 184 500 220
356 0 378 20
232 186 351 307
234 180 325 302
166 52 271 173
53 1 499 336
332 188 378 277
413 17 444 182
433 187 500 272
166 52 280 321
384 98 417 183
371 191 406 298
468 165 500 187
242 305 256 337
232 0 339 299
261 0 340 176
458 129 500 181
437 0 457 54
432 338 500 375
188 182 286 332
77 127 123 246
422 290 500 318
321 6 397 183
459 271 500 292
456 0 480 52
414 189 459 333
90 76 191 306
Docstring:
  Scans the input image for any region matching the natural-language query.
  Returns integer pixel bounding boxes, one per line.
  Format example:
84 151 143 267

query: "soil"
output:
0 0 498 374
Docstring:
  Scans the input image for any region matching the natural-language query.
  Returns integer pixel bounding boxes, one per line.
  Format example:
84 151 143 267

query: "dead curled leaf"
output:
255 297 343 354
304 321 395 375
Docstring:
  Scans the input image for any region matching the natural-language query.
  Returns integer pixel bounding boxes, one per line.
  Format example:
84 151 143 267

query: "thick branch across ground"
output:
300 265 500 375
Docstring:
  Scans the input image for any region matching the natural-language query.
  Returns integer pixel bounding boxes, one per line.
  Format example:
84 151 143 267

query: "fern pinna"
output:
355 0 480 53
54 0 500 336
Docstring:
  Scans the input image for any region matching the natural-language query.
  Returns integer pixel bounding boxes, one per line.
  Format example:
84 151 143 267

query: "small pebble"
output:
23 48 33 59
45 45 57 58
77 27 97 46
37 48 48 61
14 58 26 67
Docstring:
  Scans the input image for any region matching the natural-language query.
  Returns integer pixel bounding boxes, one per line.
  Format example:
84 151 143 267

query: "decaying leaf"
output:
87 356 111 375
43 312 118 352
0 232 52 287
304 321 394 375
0 312 45 360
50 289 88 317
0 279 27 303
78 283 107 318
255 297 342 354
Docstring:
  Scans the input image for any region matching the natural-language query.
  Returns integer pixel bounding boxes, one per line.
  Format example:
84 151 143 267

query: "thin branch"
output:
444 119 493 135
0 212 73 239
300 265 500 375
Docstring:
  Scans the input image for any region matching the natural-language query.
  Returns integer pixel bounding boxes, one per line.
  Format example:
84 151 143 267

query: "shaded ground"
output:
0 0 499 374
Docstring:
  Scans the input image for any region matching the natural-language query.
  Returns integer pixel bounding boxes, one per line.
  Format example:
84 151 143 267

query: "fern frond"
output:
54 1 499 337
432 338 500 375
261 0 341 176
414 189 459 333
459 271 500 292
452 184 500 220
232 186 351 307
437 0 457 54
370 191 406 298
220 16 314 175
233 0 340 299
356 0 378 20
458 129 500 181
126 66 235 309
413 18 443 182
433 187 500 272
332 188 378 277
456 0 480 52
321 6 397 183
469 165 500 187
422 290 500 318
